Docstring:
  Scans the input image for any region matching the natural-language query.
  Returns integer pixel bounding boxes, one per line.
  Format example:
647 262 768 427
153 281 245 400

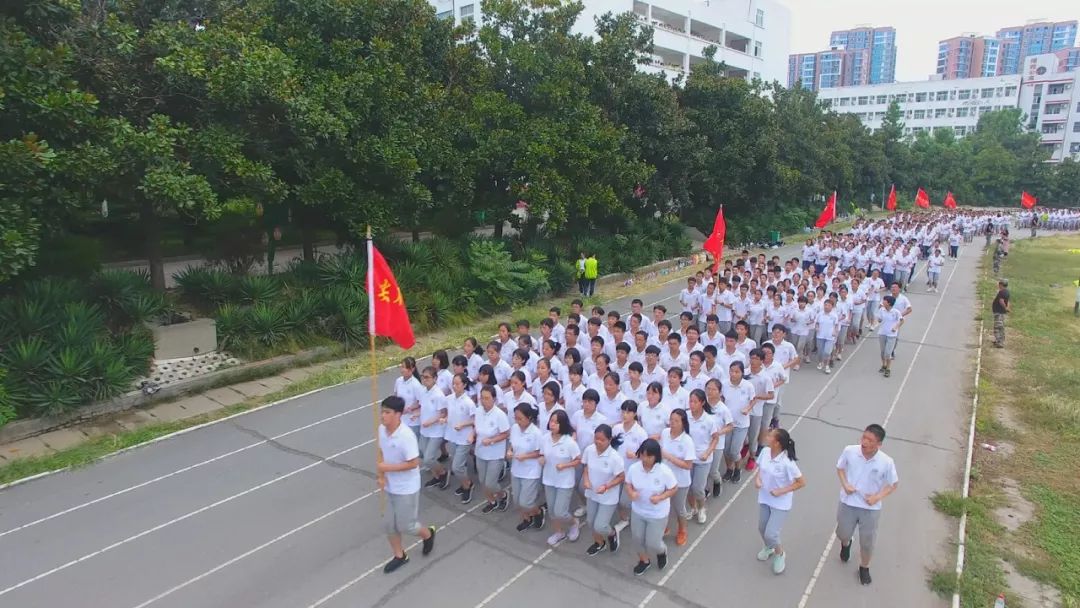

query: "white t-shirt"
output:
582 444 625 506
509 423 543 479
837 445 899 511
501 388 536 415
687 410 719 464
418 385 447 438
561 382 587 417
723 379 756 428
474 405 511 461
444 393 476 445
876 307 903 337
537 402 565 435
746 368 774 417
379 423 421 495
710 403 734 450
789 307 814 336
394 376 424 427
756 448 803 510
639 401 671 438
613 422 648 471
571 409 609 452
641 363 667 386
626 461 678 519
660 349 689 373
661 385 690 411
815 310 840 340
541 433 581 489
715 349 747 375
766 340 798 372
597 390 627 422
715 290 736 322
660 428 695 488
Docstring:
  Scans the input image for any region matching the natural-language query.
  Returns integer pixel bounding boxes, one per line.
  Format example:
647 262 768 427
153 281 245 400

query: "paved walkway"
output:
0 236 982 608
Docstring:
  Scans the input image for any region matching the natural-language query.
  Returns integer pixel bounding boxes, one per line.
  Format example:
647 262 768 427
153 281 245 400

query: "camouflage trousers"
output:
993 313 1006 346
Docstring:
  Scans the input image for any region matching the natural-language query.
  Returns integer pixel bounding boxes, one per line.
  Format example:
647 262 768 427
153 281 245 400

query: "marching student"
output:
377 396 436 574
509 403 546 532
814 297 841 374
835 424 900 586
705 379 735 498
471 364 503 406
662 367 690 411
501 370 537 413
926 247 944 293
625 439 679 575
686 388 720 524
754 428 805 575
641 382 671 440
531 357 560 403
486 341 514 388
613 400 648 525
463 337 485 380
432 350 454 394
660 407 695 546
418 367 450 490
745 349 776 470
582 424 626 556
475 386 511 513
542 409 583 546
721 361 756 483
445 373 477 504
537 380 565 433
875 296 904 378
395 357 424 435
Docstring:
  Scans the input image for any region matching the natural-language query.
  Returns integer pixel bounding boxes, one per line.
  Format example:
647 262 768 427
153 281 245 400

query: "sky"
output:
786 0 1079 82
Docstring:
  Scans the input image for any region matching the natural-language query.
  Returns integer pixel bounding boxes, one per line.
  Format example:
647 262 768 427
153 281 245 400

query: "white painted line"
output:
0 440 373 598
306 500 488 608
129 490 380 608
637 313 874 608
0 401 378 539
473 549 555 608
796 255 963 608
951 321 986 608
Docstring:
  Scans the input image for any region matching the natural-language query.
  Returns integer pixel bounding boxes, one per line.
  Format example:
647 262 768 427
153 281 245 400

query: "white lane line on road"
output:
0 440 373 598
951 321 986 608
0 399 377 539
635 315 875 608
796 256 963 608
129 490 382 608
473 549 555 608
306 499 488 608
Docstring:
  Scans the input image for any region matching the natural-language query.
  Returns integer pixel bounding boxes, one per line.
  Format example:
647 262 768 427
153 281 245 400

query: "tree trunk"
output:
493 220 504 238
142 199 166 292
301 224 315 262
411 228 420 243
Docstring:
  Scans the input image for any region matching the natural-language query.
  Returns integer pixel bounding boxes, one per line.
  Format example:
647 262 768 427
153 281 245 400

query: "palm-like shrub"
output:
238 275 281 305
248 303 290 347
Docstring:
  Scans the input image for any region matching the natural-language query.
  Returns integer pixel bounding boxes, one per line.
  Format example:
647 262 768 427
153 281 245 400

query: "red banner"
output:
814 192 837 229
703 207 726 274
886 184 896 211
944 191 957 209
915 188 930 209
1021 191 1037 209
367 242 416 349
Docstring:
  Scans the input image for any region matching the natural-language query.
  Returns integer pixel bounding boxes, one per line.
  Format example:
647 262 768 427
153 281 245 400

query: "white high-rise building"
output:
815 53 1080 163
430 0 792 84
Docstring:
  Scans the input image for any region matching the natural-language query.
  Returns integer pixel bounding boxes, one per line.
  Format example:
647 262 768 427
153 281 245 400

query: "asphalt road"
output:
0 240 979 608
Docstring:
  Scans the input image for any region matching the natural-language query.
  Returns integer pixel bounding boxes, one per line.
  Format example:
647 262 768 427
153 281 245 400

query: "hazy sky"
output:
787 0 1078 82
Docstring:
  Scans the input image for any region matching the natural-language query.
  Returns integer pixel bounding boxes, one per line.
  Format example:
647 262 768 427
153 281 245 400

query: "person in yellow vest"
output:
584 254 599 297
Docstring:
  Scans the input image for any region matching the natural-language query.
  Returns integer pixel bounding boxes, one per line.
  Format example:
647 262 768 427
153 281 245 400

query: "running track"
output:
0 242 978 608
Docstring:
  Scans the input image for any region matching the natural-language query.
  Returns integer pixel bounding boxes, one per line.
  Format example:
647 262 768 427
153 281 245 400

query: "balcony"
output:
689 19 722 45
725 30 750 54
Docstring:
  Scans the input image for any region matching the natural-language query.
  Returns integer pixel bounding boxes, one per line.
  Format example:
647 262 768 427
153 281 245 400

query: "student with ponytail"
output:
581 424 625 556
394 357 424 434
613 400 648 526
445 373 477 504
509 403 545 532
754 428 806 575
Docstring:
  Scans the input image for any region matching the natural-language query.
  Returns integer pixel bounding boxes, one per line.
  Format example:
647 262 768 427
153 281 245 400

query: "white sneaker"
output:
825 366 832 374
567 523 581 542
696 507 707 524
573 506 586 518
816 362 824 370
547 531 567 546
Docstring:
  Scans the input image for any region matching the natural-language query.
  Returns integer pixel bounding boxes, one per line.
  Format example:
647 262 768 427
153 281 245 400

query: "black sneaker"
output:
496 495 510 512
460 486 473 504
633 560 651 576
859 566 872 585
437 453 449 463
608 529 620 553
482 501 498 514
712 481 722 497
657 553 668 571
422 526 436 556
516 519 533 532
438 474 450 490
839 542 851 563
586 541 606 556
454 486 466 497
424 476 443 489
383 554 409 573
731 468 741 483
532 507 547 529
721 469 733 482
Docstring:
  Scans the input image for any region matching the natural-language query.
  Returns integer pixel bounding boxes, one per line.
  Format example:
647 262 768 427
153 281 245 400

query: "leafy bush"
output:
238 275 281 305
248 303 290 347
173 266 238 309
0 369 16 428
214 304 249 352
467 240 549 312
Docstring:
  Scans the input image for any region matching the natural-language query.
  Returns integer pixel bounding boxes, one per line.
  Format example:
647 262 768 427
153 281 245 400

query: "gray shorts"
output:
449 441 472 478
761 402 780 424
383 491 421 536
544 484 575 520
476 458 504 491
690 462 712 499
879 335 897 360
836 502 881 556
586 499 618 536
512 476 541 509
419 435 444 470
725 426 749 462
672 485 691 519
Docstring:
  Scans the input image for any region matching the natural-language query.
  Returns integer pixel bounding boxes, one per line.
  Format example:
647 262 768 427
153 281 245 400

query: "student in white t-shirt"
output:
875 295 905 378
541 409 583 546
509 403 545 532
754 428 805 575
926 248 944 293
474 386 512 513
624 439 678 576
394 357 424 434
581 423 626 556
640 382 672 440
686 388 720 525
660 408 695 548
377 396 436 574
814 299 841 374
835 424 900 586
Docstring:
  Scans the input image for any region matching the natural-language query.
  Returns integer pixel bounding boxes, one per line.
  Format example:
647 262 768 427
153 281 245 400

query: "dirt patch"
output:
993 478 1036 533
999 559 1063 608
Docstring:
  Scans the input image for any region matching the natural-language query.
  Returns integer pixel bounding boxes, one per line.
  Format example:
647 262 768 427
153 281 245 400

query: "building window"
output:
756 8 765 27
981 88 994 98
1041 123 1062 134
1073 121 1080 133
957 107 969 117
935 91 948 101
955 126 966 136
838 98 849 106
980 106 992 114
935 108 947 118
857 96 869 105
436 9 452 19
753 41 762 57
995 87 1004 97
1045 103 1067 115
958 90 971 100
1004 86 1017 96
1071 142 1080 153
915 92 928 102
459 3 474 18
876 95 887 104
1048 83 1072 95
821 99 832 107
913 110 926 119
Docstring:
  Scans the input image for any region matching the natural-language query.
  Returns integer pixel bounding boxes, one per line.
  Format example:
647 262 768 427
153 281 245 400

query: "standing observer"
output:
992 279 1011 349
584 253 599 297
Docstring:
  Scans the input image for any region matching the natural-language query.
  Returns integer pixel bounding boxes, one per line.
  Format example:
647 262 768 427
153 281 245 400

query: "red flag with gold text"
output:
367 242 416 349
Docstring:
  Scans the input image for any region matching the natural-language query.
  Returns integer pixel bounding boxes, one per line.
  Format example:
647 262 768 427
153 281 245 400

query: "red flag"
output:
944 191 957 209
886 184 897 211
1020 191 1037 209
814 192 837 229
367 241 416 349
915 188 930 209
702 206 726 273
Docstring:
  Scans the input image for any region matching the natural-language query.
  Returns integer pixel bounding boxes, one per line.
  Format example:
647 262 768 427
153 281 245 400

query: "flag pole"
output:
367 224 385 513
